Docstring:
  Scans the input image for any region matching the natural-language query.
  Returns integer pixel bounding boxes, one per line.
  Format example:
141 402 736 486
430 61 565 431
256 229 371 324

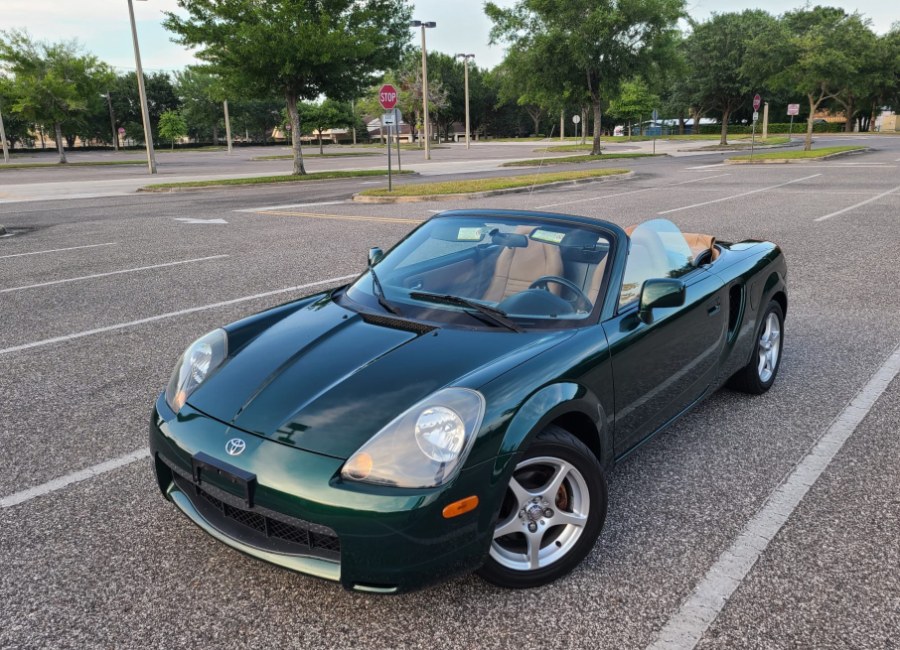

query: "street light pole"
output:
223 100 233 154
128 0 157 174
102 91 118 151
410 20 436 160
456 53 474 150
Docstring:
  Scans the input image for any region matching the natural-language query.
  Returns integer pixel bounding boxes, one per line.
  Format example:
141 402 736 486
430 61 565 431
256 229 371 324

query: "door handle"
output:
707 301 721 317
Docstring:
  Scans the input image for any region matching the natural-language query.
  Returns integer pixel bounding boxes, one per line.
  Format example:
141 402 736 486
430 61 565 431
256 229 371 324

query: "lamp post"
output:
101 92 118 151
127 0 157 174
456 53 474 149
410 20 436 160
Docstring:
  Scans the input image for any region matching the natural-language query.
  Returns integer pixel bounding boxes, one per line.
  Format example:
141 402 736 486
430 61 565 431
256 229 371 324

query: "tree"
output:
158 109 188 149
164 0 412 175
682 11 777 145
0 75 33 148
751 7 871 150
487 0 684 155
175 66 223 143
300 99 353 153
608 77 659 138
0 30 112 162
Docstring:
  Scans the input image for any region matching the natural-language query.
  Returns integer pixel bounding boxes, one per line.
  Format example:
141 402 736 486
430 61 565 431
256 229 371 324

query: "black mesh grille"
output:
360 312 436 334
165 461 340 560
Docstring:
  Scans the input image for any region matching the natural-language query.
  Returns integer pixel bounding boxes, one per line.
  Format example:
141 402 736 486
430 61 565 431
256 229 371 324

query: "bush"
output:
697 122 844 135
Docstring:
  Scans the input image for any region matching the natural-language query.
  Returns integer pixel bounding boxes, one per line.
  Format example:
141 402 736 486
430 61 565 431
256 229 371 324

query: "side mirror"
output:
639 278 685 323
368 247 384 267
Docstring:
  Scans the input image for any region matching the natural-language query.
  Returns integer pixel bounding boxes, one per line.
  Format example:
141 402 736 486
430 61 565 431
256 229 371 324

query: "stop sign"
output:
379 84 398 110
753 94 762 112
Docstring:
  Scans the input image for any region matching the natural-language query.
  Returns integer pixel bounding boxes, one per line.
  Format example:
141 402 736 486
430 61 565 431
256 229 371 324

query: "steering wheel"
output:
528 276 593 313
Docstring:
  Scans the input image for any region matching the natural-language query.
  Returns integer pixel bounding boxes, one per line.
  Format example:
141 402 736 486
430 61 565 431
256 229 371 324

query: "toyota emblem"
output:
225 438 246 456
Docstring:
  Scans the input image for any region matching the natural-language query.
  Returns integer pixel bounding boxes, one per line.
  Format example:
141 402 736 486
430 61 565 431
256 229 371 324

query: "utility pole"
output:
351 99 357 145
103 91 118 151
128 0 157 174
410 20 436 160
0 104 9 163
223 100 233 154
560 110 564 141
456 53 475 149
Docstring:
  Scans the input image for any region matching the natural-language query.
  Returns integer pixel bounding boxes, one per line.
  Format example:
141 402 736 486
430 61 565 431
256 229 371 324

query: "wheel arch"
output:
496 382 612 472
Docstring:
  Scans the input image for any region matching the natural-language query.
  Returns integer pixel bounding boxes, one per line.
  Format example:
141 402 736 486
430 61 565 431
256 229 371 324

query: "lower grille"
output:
164 458 340 561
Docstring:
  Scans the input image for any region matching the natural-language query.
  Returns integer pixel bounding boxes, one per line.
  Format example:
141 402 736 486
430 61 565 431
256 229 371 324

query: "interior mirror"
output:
639 278 685 322
368 247 384 267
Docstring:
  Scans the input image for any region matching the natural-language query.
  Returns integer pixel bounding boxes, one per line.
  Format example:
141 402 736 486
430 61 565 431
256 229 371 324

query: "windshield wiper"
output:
368 266 402 316
409 291 522 333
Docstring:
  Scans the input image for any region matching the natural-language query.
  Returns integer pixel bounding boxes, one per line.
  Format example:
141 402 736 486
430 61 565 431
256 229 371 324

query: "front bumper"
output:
149 394 500 593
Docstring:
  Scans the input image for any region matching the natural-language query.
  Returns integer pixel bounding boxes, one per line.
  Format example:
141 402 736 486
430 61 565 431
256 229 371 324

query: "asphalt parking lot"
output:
1 139 899 649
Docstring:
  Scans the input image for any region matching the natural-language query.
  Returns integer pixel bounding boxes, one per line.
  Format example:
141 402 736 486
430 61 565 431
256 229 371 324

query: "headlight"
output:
165 329 228 413
341 388 485 489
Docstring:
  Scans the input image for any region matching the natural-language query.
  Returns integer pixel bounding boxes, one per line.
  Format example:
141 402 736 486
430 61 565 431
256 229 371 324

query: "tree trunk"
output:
527 108 541 137
678 115 685 136
591 99 602 155
843 99 855 133
318 131 323 155
805 95 817 151
54 122 67 163
719 108 730 146
285 93 307 175
212 125 218 146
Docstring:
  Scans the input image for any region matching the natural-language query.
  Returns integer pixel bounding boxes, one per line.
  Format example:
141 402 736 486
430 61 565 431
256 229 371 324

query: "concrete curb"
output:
352 171 635 204
725 148 870 164
138 172 417 193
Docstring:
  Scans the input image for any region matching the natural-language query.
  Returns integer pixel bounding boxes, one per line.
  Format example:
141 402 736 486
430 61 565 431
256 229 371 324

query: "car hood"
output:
188 297 572 459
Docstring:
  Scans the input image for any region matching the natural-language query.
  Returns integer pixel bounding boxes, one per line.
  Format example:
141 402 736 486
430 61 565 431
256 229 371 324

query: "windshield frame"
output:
338 210 623 332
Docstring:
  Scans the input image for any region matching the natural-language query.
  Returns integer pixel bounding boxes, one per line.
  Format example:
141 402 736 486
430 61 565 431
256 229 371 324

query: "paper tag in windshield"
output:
531 229 565 244
457 227 484 241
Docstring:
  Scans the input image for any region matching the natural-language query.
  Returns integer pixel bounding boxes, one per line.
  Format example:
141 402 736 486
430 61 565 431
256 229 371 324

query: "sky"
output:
1 0 896 75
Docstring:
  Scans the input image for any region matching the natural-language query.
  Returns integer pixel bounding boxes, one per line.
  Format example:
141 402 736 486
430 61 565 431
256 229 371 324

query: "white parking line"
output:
0 448 150 509
814 184 900 222
0 274 356 356
0 242 117 260
648 342 900 650
234 200 345 213
536 174 732 210
0 255 229 293
658 174 821 215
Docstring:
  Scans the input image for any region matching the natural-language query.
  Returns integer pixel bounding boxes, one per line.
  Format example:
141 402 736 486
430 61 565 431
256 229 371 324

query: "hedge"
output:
697 122 845 135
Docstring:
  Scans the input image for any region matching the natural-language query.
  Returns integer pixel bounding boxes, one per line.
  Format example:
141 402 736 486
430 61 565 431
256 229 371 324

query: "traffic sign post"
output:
379 86 399 192
750 95 761 160
787 104 800 140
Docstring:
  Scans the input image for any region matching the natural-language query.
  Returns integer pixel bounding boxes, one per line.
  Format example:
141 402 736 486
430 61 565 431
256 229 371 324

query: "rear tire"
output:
477 425 607 589
728 300 784 394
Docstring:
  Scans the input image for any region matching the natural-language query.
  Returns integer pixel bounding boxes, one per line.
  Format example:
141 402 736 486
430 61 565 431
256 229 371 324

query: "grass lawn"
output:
140 169 413 191
0 159 146 170
357 168 630 197
729 145 866 162
504 153 661 166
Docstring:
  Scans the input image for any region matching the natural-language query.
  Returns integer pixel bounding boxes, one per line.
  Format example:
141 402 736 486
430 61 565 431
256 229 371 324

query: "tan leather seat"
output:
682 232 719 261
483 227 564 302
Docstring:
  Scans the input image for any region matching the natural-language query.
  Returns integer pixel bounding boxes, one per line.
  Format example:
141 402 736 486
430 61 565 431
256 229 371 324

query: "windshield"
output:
344 214 614 329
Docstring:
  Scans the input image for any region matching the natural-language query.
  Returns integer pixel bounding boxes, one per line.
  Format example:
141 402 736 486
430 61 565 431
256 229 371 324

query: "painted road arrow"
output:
173 218 228 224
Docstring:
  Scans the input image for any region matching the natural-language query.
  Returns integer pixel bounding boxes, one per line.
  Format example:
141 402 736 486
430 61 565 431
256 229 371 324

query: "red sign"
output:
787 104 800 116
753 94 762 112
379 84 398 110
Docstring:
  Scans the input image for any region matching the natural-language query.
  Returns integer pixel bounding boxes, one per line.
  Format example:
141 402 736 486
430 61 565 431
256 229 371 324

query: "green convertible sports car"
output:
150 209 787 593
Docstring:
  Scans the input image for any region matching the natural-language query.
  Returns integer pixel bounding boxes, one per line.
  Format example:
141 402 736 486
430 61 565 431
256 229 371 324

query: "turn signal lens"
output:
442 495 479 519
343 452 374 480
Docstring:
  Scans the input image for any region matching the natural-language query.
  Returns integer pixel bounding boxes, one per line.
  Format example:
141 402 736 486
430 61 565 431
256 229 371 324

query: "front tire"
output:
728 300 784 394
477 425 607 589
